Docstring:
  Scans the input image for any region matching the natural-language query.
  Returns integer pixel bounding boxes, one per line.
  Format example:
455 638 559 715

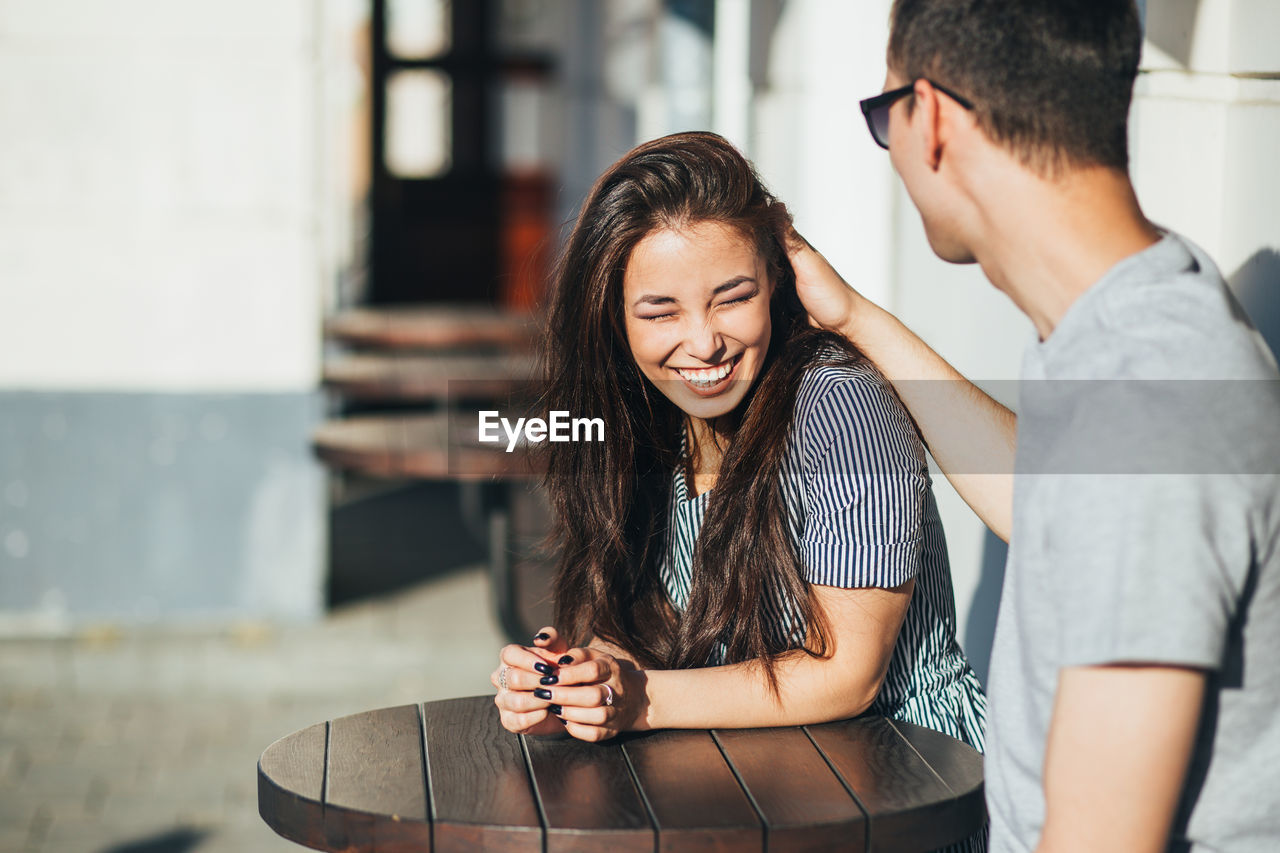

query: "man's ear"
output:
913 78 945 171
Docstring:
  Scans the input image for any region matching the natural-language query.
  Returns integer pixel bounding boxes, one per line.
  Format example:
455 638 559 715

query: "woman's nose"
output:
684 320 725 363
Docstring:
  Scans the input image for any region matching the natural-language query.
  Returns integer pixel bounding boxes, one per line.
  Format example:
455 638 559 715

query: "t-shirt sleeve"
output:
1042 472 1250 670
799 373 928 588
1020 338 1259 672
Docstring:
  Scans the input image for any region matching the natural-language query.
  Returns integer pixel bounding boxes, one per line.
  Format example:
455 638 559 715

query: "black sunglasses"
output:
859 80 975 149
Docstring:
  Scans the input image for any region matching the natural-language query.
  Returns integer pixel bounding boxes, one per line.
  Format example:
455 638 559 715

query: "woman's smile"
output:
671 353 742 395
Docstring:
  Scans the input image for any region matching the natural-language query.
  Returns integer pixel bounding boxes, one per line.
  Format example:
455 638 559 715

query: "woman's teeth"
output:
675 360 734 387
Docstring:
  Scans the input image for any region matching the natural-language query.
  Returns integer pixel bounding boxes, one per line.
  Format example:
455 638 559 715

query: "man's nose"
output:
684 320 725 363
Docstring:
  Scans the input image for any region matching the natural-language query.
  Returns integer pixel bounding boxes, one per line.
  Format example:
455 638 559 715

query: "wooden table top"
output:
312 412 542 481
258 696 985 853
325 305 537 351
322 352 538 402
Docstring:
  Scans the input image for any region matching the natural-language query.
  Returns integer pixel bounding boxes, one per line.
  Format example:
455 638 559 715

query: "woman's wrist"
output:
622 668 655 732
841 291 913 377
833 287 872 341
789 235 863 336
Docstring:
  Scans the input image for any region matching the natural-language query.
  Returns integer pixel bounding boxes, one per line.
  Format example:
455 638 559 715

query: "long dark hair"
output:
542 131 863 691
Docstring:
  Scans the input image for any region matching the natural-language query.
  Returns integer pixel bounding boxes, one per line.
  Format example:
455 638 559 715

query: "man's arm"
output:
1038 664 1206 853
789 235 1016 540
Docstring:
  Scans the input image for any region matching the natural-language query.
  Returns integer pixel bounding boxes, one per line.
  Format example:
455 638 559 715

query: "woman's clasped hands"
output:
491 627 648 742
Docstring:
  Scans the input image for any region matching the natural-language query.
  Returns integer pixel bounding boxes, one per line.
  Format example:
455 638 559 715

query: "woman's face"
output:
622 221 774 422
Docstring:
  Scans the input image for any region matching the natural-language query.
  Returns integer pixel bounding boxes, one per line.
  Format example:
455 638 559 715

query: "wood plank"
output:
888 719 984 795
623 729 762 853
523 733 654 853
424 696 542 853
258 722 329 850
326 305 535 351
312 413 541 480
324 704 431 852
807 716 979 852
323 352 537 401
714 727 867 853
889 720 987 844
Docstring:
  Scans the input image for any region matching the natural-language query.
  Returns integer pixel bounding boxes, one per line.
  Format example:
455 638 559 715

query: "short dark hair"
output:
888 0 1143 174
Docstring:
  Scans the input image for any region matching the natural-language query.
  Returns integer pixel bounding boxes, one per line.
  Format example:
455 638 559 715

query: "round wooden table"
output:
259 696 985 853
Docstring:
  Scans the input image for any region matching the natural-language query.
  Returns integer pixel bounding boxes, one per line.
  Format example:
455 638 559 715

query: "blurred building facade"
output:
1 1 1276 679
0 2 350 628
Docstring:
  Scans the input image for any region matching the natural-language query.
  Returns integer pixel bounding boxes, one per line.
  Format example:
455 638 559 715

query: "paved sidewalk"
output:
0 566 507 853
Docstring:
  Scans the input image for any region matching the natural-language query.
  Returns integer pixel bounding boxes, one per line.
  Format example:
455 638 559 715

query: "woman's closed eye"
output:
719 289 759 308
634 288 759 322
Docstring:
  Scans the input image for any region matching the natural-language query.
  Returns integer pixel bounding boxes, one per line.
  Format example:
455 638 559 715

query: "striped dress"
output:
660 359 988 752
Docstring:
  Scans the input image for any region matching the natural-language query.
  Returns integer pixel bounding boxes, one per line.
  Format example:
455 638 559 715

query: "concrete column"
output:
1132 0 1280 357
712 0 752 149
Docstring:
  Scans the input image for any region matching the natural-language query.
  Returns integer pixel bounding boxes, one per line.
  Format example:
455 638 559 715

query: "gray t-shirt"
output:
986 231 1280 852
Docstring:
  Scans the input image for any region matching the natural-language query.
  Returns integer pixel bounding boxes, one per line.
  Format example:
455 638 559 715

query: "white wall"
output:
0 0 336 392
750 0 899 310
0 1 364 626
1133 0 1280 310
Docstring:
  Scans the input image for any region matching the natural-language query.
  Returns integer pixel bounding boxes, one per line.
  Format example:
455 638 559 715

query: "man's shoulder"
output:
1021 233 1280 476
1044 231 1278 381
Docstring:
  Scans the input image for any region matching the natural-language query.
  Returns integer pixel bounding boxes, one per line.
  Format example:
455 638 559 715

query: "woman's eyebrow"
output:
713 275 755 294
633 294 675 307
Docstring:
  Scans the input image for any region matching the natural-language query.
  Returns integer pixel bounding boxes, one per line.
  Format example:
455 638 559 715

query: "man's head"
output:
886 0 1143 175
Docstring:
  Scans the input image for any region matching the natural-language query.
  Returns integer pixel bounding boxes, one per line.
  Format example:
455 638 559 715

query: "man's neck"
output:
966 162 1161 340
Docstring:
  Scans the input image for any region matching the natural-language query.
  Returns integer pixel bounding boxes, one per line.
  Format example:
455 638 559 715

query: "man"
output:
789 1 1280 850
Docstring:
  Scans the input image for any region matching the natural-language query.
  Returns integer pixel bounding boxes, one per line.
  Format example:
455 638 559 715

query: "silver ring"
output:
602 684 614 707
498 665 509 692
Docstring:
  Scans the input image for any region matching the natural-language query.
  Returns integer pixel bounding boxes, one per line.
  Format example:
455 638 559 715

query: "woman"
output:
492 132 985 759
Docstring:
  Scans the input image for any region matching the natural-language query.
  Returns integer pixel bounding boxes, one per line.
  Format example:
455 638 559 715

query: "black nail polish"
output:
533 662 553 675
549 704 563 716
534 688 553 700
540 675 558 685
558 655 574 665
534 632 550 641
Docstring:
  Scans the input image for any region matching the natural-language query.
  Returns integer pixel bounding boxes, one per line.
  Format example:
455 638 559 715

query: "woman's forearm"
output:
637 652 882 731
519 584 911 739
634 580 911 731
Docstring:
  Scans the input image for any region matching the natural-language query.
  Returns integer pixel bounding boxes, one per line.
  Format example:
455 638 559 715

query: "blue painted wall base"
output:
0 390 326 629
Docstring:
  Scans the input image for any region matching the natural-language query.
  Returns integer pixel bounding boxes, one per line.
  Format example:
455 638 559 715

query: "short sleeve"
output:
1041 473 1251 670
798 372 928 588
1018 336 1262 671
